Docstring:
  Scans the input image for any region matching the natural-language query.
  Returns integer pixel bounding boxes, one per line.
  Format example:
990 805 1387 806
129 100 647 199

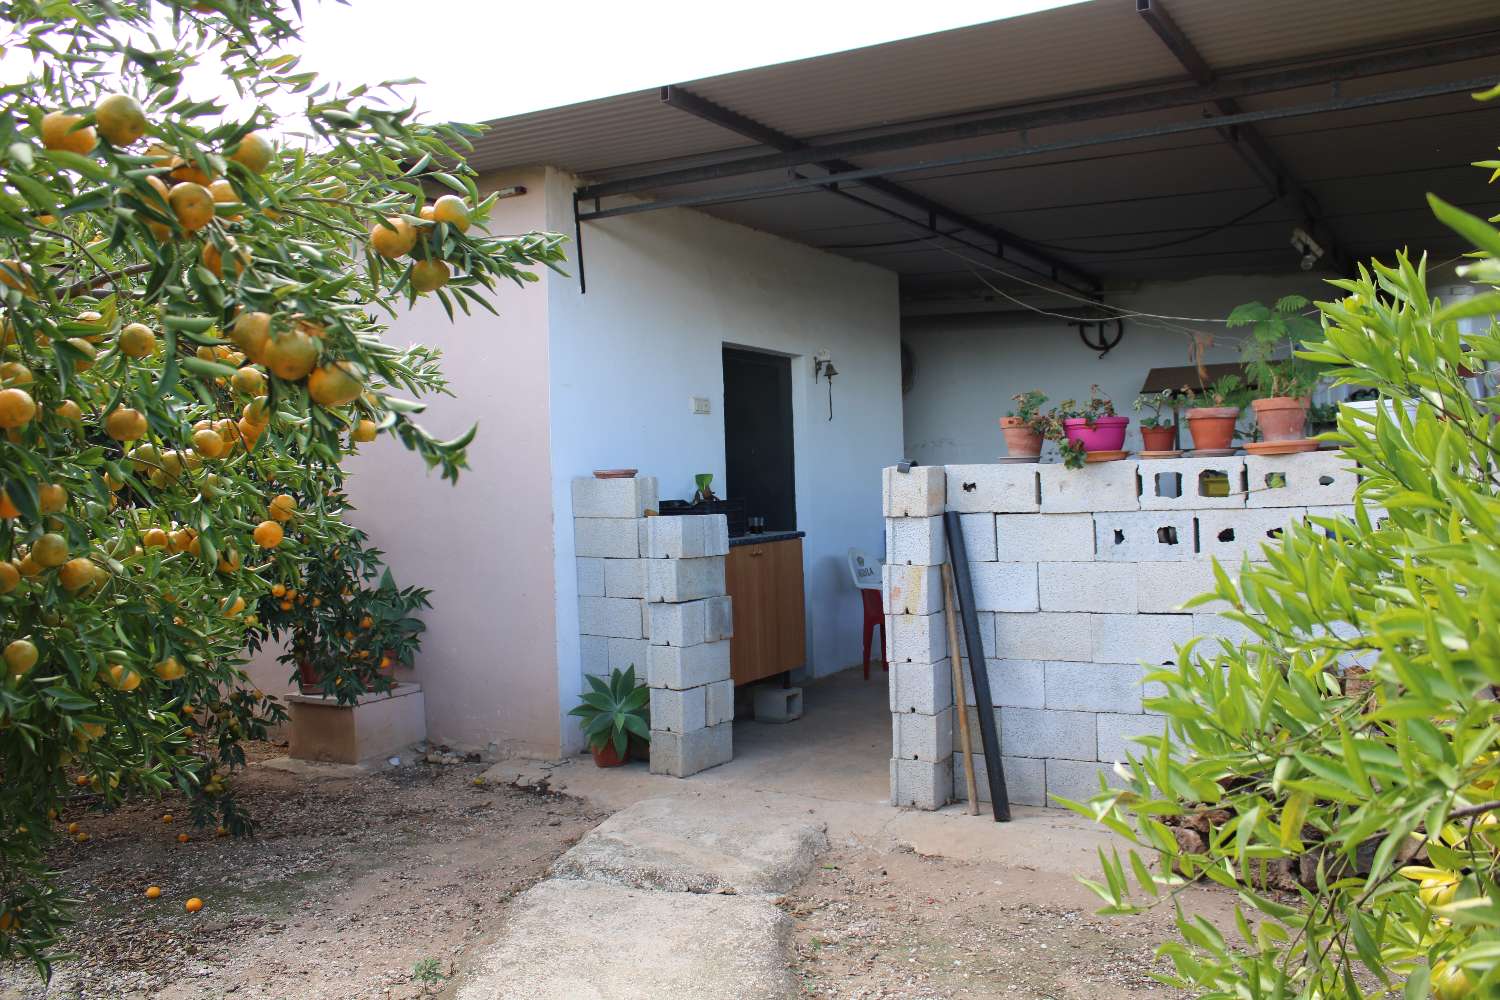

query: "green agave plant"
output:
569 666 650 755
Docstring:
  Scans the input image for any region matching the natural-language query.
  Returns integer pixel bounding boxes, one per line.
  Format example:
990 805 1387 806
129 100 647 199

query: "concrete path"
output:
453 797 827 1000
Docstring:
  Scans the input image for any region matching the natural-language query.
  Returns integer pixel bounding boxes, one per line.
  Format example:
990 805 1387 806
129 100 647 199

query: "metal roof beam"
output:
575 76 1494 222
1136 0 1352 274
577 33 1500 200
657 85 1100 292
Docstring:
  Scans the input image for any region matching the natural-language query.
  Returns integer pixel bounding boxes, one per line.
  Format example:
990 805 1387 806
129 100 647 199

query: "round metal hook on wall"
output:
1073 318 1124 358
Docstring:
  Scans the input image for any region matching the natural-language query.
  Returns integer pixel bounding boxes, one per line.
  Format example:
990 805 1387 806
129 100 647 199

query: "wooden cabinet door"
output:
767 538 806 673
726 544 768 686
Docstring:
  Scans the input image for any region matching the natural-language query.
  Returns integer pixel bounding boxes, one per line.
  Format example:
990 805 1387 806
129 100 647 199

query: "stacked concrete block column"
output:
573 476 658 685
883 452 1359 811
642 514 733 778
882 466 954 809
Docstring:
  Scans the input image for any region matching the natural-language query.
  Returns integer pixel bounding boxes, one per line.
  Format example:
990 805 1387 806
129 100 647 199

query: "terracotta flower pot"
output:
1062 415 1129 453
1251 396 1310 442
1185 407 1240 451
296 658 322 695
998 417 1042 459
1140 425 1177 452
591 741 629 768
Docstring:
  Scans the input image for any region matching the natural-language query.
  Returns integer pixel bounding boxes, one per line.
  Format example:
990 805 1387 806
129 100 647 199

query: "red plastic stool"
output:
861 587 886 680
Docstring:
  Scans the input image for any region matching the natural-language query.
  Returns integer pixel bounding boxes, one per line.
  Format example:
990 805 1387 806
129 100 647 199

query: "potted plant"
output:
1183 375 1245 453
999 390 1046 460
1132 389 1178 452
1046 385 1128 467
568 666 649 767
1228 296 1325 443
248 486 432 703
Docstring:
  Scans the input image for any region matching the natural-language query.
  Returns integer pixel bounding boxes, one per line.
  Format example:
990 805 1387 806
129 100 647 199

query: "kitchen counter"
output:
728 530 805 548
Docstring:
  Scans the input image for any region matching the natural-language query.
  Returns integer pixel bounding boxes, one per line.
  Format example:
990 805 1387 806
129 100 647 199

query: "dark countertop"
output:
729 530 805 547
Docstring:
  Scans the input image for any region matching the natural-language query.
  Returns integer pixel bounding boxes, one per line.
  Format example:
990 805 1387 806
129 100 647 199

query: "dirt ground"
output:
0 742 603 1000
783 840 1202 1000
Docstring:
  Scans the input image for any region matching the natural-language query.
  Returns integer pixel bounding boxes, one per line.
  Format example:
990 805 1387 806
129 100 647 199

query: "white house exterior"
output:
251 0 1500 802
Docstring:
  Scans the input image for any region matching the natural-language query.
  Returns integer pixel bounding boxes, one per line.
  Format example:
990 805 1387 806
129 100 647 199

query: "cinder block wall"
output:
572 476 733 777
883 451 1359 809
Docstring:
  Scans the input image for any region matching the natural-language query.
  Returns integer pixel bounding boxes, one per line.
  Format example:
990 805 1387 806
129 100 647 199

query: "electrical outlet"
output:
691 396 711 415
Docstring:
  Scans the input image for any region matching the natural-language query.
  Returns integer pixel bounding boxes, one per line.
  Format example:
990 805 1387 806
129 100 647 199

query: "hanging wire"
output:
1018 196 1279 254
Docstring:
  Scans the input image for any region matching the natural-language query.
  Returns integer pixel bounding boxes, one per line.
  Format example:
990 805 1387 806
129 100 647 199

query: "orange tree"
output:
0 0 565 971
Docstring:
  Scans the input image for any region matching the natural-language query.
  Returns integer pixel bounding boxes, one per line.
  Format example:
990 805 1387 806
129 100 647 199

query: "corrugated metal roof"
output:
462 0 1500 297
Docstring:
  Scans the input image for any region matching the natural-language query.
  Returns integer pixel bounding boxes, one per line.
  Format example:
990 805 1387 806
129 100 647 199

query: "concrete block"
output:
705 595 733 642
288 683 427 765
578 596 644 639
1138 456 1246 510
577 557 605 598
1191 611 1261 651
994 513 1095 561
574 517 640 559
893 707 955 762
1093 510 1196 562
604 558 647 599
885 516 945 566
944 464 1039 514
883 465 945 517
889 660 954 715
649 599 707 647
885 613 947 664
646 556 726 603
993 612 1090 661
580 635 608 677
1039 461 1140 514
753 686 803 723
1091 613 1193 665
1000 707 1096 761
571 475 658 519
883 563 943 616
1038 562 1137 614
890 756 953 810
650 686 707 734
1246 451 1358 509
607 637 649 675
1197 508 1305 562
1136 560 1234 614
647 641 731 690
1043 660 1144 713
1096 713 1167 762
641 515 729 559
960 658 1045 709
706 679 735 726
953 753 1046 807
650 722 731 777
951 611 998 661
970 562 1039 612
1046 759 1124 804
959 513 997 562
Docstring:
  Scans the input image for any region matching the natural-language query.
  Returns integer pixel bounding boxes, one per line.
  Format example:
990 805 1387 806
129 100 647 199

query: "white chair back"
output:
847 548 881 590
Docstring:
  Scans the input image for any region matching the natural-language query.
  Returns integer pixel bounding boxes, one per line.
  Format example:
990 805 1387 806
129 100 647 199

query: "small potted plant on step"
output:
999 390 1047 461
1228 296 1325 450
1046 385 1128 467
1183 375 1245 454
1132 389 1179 454
568 665 650 767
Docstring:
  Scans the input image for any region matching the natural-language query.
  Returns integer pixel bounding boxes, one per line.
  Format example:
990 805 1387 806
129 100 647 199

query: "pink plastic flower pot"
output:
1062 416 1129 453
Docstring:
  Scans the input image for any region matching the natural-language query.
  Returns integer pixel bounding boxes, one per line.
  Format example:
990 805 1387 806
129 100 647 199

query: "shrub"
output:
1068 136 1500 995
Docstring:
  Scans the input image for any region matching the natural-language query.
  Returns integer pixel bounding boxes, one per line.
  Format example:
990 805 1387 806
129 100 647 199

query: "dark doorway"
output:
723 347 796 534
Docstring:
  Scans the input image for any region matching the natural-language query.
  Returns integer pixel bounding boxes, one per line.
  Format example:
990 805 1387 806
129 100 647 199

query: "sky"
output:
293 0 1079 124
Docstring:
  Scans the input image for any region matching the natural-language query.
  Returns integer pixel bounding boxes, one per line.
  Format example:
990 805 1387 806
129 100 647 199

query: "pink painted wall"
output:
245 167 561 756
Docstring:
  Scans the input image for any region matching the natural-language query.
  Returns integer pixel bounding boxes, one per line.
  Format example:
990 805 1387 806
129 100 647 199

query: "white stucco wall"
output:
247 167 562 757
901 274 1330 466
544 172 904 749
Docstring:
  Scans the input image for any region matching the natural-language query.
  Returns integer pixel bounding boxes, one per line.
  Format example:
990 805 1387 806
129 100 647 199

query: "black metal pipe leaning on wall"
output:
944 511 1010 822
